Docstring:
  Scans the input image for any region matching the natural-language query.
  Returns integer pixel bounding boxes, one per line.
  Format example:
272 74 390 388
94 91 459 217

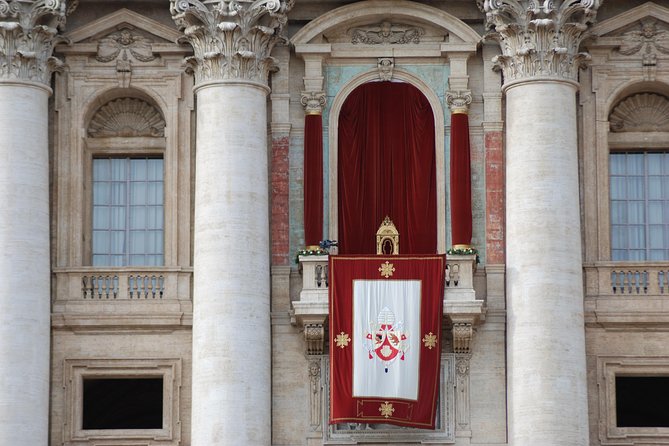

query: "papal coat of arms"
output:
364 307 409 373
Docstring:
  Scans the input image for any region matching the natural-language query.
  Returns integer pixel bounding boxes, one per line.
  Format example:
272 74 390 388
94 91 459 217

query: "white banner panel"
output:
352 280 421 400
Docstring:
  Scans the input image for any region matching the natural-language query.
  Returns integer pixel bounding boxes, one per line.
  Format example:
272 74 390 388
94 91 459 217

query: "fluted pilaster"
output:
480 0 600 84
0 0 73 85
170 0 292 86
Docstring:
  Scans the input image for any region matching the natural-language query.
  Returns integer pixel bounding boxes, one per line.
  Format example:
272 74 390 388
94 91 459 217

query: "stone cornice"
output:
0 0 71 85
170 0 294 86
480 0 601 84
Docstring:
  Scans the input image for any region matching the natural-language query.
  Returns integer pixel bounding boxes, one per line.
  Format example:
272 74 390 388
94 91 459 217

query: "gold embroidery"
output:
379 261 395 278
335 332 351 348
422 332 438 349
379 401 395 418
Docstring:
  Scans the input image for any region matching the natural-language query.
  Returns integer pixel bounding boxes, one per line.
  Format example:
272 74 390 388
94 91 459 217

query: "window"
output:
610 152 669 260
83 378 163 430
92 157 164 266
616 376 669 427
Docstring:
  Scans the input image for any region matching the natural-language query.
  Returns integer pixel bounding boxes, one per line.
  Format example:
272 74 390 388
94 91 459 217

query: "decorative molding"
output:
304 322 325 356
377 57 394 82
455 354 471 433
170 0 294 86
96 27 156 88
0 0 70 85
88 97 166 138
300 91 326 115
308 358 322 430
452 322 473 354
618 18 669 80
609 93 669 133
480 0 601 84
350 21 424 45
446 90 472 114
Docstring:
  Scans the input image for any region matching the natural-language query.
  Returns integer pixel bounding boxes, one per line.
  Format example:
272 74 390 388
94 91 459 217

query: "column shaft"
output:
0 83 50 445
506 81 588 446
191 83 270 445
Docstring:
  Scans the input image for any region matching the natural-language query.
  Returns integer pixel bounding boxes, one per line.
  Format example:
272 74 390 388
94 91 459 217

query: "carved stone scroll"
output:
304 322 325 356
300 91 326 115
170 0 294 86
0 0 70 85
480 0 601 83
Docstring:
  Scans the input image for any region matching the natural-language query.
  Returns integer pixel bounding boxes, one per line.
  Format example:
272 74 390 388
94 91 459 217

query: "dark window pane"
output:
616 376 669 427
82 378 163 430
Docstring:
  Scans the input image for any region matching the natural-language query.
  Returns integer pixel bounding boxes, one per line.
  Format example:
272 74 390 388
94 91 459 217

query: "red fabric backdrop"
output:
338 82 437 254
450 112 472 246
304 114 324 246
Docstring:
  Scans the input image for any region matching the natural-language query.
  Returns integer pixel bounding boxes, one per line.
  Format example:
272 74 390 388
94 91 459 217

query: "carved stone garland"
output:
479 0 601 83
0 0 74 85
170 0 294 86
88 98 166 138
610 93 669 133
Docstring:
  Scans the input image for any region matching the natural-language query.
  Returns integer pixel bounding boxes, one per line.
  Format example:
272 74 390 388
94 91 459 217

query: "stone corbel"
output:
446 90 473 114
444 255 485 355
300 91 326 115
452 322 474 354
378 57 394 81
304 322 325 356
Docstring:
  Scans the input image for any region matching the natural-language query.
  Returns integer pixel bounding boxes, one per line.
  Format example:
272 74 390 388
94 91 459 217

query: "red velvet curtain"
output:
450 112 472 246
304 114 323 246
338 82 436 254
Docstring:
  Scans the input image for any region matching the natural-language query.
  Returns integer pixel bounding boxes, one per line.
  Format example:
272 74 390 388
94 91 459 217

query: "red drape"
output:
304 113 323 246
338 82 436 254
450 112 472 246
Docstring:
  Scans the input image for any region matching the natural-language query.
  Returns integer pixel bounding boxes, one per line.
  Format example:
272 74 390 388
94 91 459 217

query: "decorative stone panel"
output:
609 93 669 132
88 97 166 138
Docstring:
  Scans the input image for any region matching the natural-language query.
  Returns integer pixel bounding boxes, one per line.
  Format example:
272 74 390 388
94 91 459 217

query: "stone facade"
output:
0 1 667 445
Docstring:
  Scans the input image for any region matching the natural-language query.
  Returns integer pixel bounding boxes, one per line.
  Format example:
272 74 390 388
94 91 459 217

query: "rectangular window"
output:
610 152 669 261
616 376 669 427
83 378 163 430
92 157 164 266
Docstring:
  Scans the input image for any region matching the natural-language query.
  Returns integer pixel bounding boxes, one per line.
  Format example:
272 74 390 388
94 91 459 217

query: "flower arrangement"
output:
447 246 480 264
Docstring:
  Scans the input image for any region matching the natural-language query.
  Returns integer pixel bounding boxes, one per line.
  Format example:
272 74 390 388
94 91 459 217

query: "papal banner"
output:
329 255 446 429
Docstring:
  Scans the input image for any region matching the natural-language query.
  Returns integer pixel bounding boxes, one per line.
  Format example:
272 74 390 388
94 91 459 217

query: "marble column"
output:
0 1 67 444
482 1 601 445
170 1 292 445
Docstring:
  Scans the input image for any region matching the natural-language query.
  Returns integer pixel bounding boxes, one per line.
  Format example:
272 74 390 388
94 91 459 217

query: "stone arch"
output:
291 0 481 45
328 68 447 252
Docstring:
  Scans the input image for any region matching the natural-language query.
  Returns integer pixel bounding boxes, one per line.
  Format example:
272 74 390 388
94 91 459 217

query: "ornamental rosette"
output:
0 0 72 85
479 0 601 84
170 0 294 85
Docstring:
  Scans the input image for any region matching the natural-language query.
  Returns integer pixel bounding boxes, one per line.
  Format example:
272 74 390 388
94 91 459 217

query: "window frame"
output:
597 356 669 444
609 150 669 261
63 358 182 445
83 137 167 267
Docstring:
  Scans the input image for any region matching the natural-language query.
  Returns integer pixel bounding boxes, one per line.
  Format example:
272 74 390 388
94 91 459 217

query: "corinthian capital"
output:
170 0 294 86
480 0 601 84
0 0 71 85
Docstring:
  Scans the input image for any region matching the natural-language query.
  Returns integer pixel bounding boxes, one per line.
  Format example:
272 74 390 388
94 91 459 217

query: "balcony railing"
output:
52 267 193 327
585 262 669 297
292 254 483 329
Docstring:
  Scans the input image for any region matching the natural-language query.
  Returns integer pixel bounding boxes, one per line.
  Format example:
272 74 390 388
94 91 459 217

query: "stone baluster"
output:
481 1 601 445
170 1 293 444
0 0 70 444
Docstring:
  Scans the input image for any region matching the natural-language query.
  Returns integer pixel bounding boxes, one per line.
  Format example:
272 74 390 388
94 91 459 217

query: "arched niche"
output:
328 69 446 253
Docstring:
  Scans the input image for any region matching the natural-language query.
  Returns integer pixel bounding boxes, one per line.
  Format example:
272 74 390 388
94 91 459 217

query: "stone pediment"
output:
593 3 669 38
64 8 182 46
